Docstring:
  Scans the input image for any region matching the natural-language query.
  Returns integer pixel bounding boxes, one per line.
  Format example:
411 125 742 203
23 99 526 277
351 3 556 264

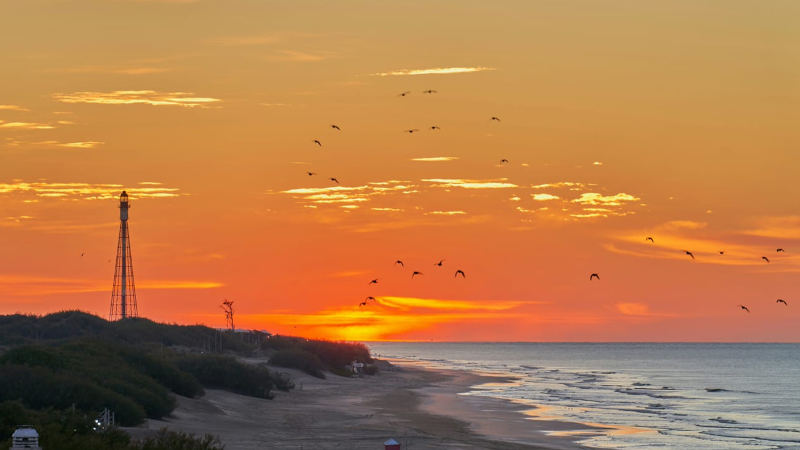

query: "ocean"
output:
367 343 800 449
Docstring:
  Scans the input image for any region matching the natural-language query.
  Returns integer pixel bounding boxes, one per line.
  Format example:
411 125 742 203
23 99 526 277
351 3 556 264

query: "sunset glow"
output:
1 0 798 342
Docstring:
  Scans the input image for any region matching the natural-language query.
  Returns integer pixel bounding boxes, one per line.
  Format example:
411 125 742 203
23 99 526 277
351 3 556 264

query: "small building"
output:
10 426 41 450
384 438 400 450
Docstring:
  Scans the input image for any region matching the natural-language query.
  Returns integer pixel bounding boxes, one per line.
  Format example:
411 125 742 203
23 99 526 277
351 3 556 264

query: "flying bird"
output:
589 273 600 281
80 252 85 257
358 301 368 307
331 124 341 131
738 304 750 313
365 296 376 302
645 236 654 243
684 250 695 260
454 270 465 278
313 139 322 147
777 299 788 306
422 89 437 94
329 177 340 184
719 251 725 255
399 91 411 97
762 256 770 263
777 248 785 253
430 126 440 130
500 159 509 164
368 279 378 285
306 171 316 176
405 129 420 134
490 116 501 122
412 271 423 278
435 259 445 267
395 260 404 268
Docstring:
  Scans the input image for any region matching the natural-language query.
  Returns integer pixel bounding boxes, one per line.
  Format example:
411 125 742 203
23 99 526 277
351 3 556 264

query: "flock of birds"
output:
304 89 506 185
590 236 791 313
299 87 791 318
358 259 466 308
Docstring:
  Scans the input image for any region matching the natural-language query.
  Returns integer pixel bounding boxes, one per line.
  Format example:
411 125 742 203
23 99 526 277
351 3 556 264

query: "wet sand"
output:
128 359 601 449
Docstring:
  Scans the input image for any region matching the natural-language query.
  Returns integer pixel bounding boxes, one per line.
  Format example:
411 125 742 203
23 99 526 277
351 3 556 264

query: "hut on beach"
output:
10 426 41 449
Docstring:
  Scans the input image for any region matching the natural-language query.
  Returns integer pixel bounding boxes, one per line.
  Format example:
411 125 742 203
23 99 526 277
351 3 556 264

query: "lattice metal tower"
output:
110 191 138 320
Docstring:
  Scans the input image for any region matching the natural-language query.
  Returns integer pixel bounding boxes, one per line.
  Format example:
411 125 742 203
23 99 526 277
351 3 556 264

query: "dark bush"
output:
269 349 326 378
137 429 224 450
173 354 274 398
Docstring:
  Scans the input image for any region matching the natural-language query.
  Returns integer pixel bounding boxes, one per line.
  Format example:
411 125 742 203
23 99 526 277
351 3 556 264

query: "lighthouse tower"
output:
109 191 138 320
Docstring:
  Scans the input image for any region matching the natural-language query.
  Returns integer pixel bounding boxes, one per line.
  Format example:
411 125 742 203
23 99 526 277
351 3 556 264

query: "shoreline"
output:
126 357 598 449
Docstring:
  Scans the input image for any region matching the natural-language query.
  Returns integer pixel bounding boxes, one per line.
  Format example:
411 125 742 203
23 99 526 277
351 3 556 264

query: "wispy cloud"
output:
410 156 460 162
532 193 559 201
0 105 29 111
372 67 495 76
32 140 104 149
281 181 413 206
269 50 334 62
0 181 183 200
52 66 170 75
425 210 466 216
616 302 676 318
53 90 220 108
0 121 54 130
423 178 517 189
572 193 640 206
0 275 222 297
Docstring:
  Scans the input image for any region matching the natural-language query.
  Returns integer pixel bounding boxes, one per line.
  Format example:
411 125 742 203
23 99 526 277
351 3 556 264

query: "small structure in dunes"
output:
384 438 401 450
10 426 41 450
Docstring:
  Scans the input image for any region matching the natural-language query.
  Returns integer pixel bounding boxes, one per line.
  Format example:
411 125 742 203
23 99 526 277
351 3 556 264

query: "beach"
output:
128 359 594 449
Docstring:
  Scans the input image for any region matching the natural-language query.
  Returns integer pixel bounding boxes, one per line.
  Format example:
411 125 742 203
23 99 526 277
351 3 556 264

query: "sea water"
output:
367 343 800 449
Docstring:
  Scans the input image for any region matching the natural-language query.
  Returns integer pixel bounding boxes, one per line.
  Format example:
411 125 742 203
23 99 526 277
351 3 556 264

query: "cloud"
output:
52 90 220 108
0 105 29 111
281 181 413 206
532 193 559 201
378 296 527 312
0 275 222 297
372 67 495 76
0 181 183 201
571 193 640 206
371 207 402 212
592 161 603 166
53 66 170 75
31 141 104 149
423 178 517 189
425 210 466 216
410 156 460 162
532 182 589 190
742 216 800 240
0 121 54 130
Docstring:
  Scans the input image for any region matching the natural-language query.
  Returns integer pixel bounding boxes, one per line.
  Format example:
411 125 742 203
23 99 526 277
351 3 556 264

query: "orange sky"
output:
1 0 799 341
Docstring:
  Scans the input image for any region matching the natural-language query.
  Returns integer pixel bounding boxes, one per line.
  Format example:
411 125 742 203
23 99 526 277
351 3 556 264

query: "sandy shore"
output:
127 358 600 449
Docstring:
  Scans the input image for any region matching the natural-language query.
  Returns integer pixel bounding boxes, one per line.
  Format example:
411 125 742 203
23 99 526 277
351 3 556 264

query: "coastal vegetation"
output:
0 310 375 446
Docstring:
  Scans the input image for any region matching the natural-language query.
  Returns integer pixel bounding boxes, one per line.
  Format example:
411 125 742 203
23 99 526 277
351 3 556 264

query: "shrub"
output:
173 354 274 398
268 349 325 378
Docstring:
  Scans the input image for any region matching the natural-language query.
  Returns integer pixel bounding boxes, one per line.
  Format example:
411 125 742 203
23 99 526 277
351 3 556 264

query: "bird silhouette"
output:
435 259 445 267
589 273 600 281
399 91 411 97
777 299 788 306
490 116 501 122
422 89 437 94
306 171 316 176
395 260 404 268
412 271 423 278
777 248 785 253
368 279 378 285
331 124 341 131
738 304 750 313
313 139 322 147
500 159 509 164
81 252 85 257
454 270 465 278
365 296 376 302
684 250 695 260
762 256 770 263
645 236 654 243
430 126 440 130
405 129 420 134
358 301 368 307
329 177 340 184
719 251 725 255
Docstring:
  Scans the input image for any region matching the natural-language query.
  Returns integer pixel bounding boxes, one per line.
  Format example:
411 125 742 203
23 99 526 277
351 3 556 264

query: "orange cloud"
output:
53 90 220 108
371 67 495 76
